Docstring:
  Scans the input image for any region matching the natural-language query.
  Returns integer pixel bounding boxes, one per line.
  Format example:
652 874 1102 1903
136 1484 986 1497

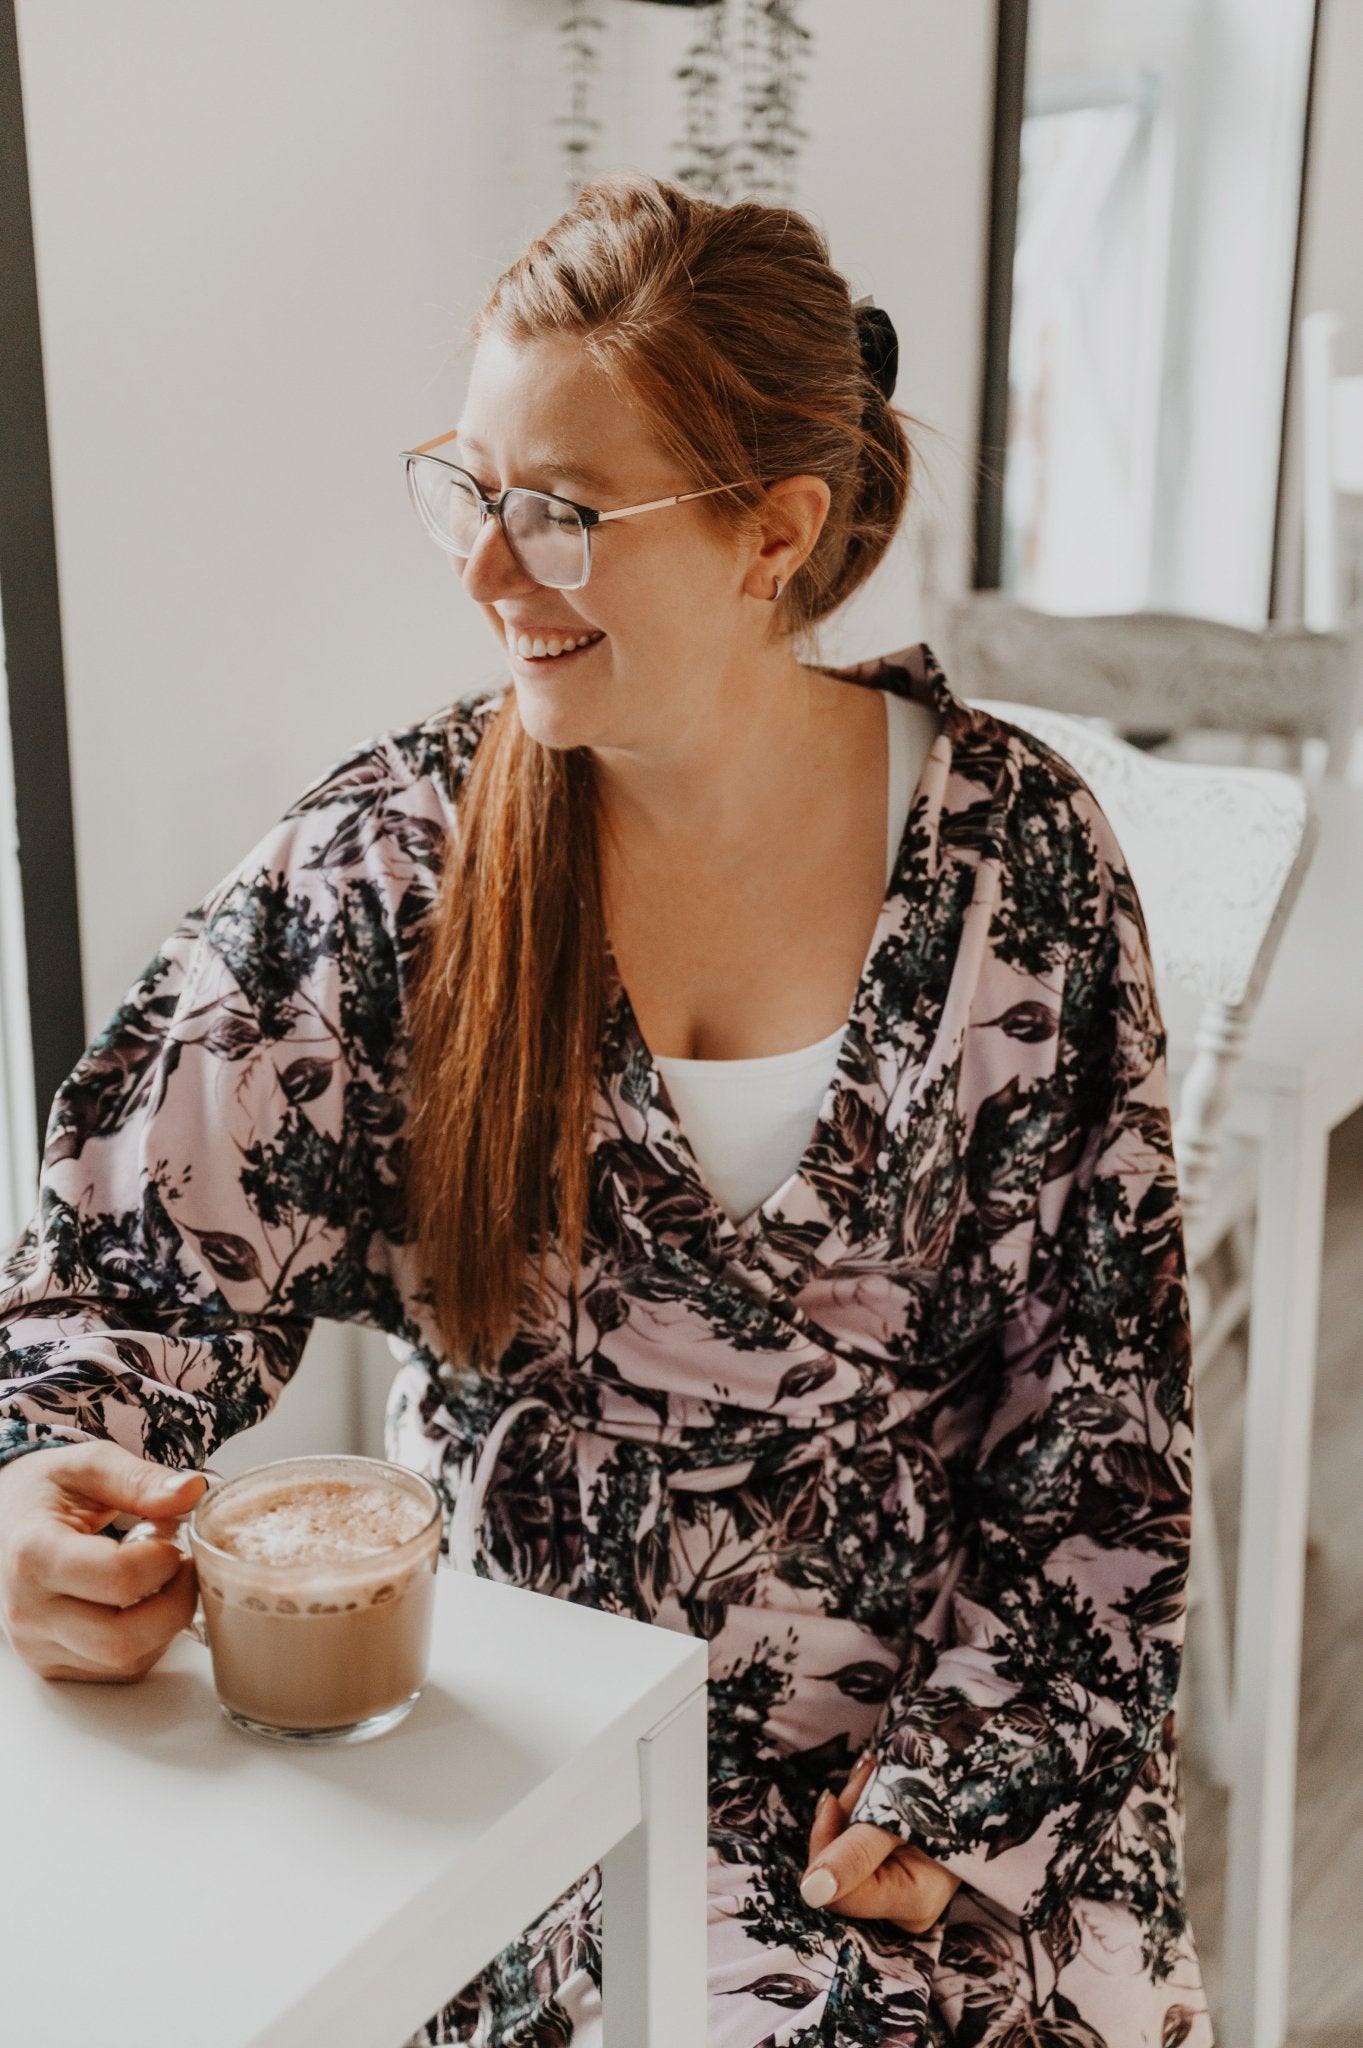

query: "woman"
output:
0 176 1209 2045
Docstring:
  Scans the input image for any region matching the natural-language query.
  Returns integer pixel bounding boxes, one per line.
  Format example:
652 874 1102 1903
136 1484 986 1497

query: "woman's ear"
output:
742 474 832 601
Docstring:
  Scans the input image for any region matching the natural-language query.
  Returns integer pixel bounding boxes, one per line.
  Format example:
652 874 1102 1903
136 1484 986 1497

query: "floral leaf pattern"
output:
0 648 1211 2046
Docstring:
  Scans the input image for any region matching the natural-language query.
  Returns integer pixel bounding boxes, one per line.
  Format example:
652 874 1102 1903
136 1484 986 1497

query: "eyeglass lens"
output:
406 458 589 589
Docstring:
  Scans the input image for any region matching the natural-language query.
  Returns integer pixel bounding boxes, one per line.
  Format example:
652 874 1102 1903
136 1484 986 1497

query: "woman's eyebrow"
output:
456 434 615 498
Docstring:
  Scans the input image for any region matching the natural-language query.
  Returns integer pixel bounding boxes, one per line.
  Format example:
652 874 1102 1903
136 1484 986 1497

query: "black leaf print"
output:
1054 1386 1129 1435
1100 1437 1183 1508
620 1050 655 1116
382 808 445 866
774 1359 835 1405
1163 2005 1198 2048
815 1659 895 1703
1039 1903 1083 1974
881 1773 953 1843
980 1000 1060 1042
1079 1723 1140 1793
1042 1116 1088 1184
741 1974 821 2008
111 1338 154 1378
583 1281 627 1334
1118 1560 1187 1631
44 1024 166 1164
1031 2020 1109 2048
301 806 381 873
942 1923 1014 1979
278 1056 333 1107
184 1227 264 1286
346 1086 404 1133
203 1011 262 1061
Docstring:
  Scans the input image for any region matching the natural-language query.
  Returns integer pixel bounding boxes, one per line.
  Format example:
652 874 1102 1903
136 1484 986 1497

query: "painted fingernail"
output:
815 1788 834 1816
800 1866 839 1909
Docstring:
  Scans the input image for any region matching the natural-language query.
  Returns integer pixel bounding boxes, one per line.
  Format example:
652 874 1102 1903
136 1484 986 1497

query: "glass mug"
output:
127 1454 442 1745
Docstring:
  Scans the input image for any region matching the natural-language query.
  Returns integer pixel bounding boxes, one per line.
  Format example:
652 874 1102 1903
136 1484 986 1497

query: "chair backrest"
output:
1301 309 1363 630
971 700 1318 1230
933 591 1363 777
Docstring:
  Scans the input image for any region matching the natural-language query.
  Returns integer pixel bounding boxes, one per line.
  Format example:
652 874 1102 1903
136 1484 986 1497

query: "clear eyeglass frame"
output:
401 427 749 591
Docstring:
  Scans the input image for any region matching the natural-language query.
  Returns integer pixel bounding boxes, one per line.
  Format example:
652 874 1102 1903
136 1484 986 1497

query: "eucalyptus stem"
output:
676 0 734 200
740 0 811 204
559 0 604 201
671 0 811 204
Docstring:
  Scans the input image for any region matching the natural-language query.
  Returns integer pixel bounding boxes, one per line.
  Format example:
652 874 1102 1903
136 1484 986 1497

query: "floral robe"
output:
0 645 1212 2046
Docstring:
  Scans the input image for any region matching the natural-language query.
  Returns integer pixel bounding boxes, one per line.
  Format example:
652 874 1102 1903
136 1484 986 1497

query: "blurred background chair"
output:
967 697 1317 1818
933 592 1363 778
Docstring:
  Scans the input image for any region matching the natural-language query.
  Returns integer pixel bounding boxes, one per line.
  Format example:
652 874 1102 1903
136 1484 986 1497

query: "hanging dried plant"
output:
737 0 810 203
673 0 810 204
675 0 734 198
559 0 811 207
559 0 605 199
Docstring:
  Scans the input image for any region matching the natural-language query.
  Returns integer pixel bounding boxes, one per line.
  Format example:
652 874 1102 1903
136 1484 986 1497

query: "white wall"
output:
17 0 995 1459
1274 0 1363 623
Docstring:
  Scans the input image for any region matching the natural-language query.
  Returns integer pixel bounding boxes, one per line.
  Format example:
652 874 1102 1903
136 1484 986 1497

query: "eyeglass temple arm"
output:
594 483 739 525
410 427 462 457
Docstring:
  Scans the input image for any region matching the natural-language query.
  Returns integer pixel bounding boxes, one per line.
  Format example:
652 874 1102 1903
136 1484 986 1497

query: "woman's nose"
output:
460 513 539 603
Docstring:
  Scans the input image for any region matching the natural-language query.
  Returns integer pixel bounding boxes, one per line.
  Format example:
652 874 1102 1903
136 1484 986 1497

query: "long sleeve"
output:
0 716 458 1475
852 808 1191 1936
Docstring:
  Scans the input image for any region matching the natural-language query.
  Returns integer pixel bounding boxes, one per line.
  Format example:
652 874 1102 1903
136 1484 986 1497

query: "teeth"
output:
513 631 602 659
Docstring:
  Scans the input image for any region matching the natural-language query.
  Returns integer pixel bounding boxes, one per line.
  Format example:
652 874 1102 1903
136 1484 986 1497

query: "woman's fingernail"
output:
800 1866 839 1909
815 1788 834 1816
855 1746 877 1772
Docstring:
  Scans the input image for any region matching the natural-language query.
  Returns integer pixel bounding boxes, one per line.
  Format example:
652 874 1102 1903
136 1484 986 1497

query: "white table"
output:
3 1566 708 2048
1163 778 1363 2048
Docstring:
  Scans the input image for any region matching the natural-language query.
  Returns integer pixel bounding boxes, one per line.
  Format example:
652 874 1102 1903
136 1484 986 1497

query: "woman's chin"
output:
508 672 609 753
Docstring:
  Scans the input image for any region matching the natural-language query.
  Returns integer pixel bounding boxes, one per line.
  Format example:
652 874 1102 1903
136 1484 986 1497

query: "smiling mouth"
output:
508 629 606 663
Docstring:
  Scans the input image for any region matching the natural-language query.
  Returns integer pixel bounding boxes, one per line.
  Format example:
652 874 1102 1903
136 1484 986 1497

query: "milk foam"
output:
205 1477 430 1568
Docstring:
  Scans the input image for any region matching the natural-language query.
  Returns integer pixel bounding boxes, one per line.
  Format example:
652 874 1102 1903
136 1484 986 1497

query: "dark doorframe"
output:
974 0 1029 591
0 0 86 1168
1269 0 1324 621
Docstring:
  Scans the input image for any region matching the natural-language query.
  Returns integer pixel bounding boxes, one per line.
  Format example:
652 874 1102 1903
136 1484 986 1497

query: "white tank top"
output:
654 690 930 1223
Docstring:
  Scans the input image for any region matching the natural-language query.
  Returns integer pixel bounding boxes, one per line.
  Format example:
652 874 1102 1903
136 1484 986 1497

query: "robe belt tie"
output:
446 1384 919 1626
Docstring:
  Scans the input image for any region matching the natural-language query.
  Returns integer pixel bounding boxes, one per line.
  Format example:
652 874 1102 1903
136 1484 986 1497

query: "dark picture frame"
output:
974 0 1324 613
974 0 1028 592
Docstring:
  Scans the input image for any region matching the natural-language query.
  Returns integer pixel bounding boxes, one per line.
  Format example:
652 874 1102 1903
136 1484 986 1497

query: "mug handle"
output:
122 1468 222 1645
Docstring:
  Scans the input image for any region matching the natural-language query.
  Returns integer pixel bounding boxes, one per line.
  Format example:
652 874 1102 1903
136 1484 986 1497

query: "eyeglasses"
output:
402 429 747 591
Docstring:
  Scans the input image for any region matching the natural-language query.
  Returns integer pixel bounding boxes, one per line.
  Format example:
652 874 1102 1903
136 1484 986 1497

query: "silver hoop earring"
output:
769 578 783 603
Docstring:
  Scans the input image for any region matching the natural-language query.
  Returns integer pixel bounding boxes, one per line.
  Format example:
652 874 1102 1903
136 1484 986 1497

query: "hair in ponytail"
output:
406 173 914 1369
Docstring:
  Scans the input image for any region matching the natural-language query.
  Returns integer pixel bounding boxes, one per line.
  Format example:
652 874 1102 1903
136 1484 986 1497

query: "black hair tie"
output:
854 301 899 404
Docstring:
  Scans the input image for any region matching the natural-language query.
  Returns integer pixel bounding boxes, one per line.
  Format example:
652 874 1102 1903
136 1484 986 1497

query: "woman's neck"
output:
590 649 863 870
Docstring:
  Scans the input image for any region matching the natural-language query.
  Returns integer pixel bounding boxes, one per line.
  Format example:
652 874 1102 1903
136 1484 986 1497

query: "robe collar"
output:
598 644 1017 1301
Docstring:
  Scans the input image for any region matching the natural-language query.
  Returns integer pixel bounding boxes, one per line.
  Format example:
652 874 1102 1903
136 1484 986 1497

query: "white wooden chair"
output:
971 698 1317 1822
1301 310 1363 633
934 590 1363 778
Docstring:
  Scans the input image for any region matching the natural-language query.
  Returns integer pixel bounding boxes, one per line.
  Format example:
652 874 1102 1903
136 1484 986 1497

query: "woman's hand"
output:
799 1748 962 1935
0 1442 206 1682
